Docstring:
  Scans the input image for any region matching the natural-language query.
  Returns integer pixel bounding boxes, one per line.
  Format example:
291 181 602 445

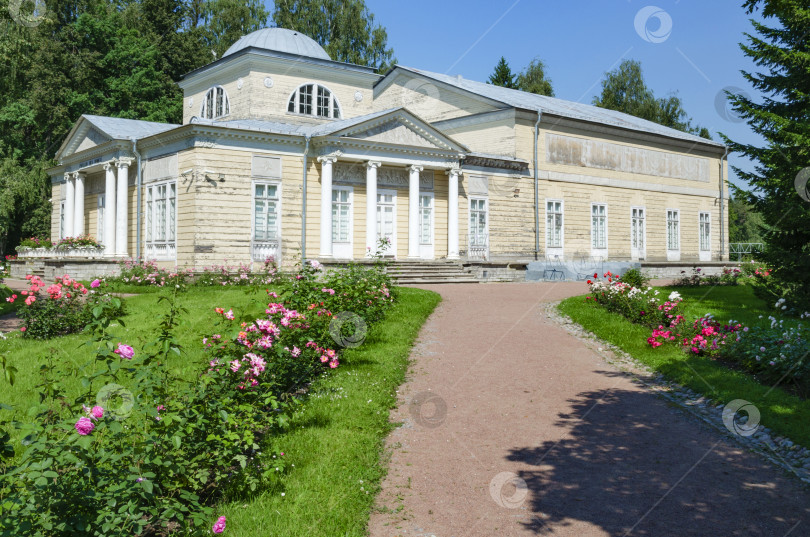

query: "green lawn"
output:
217 286 440 536
558 285 810 447
1 284 441 535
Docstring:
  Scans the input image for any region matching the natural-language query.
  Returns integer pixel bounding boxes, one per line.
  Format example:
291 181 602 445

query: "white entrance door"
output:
469 198 488 260
376 190 396 257
631 207 646 260
332 187 353 259
419 192 434 259
97 194 105 244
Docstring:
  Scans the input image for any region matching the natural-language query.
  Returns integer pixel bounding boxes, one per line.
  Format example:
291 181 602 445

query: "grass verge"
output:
558 288 810 447
217 286 440 536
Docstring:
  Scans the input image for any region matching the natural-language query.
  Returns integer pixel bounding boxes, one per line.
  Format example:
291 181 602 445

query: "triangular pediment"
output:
343 119 438 149
57 118 113 160
322 109 468 153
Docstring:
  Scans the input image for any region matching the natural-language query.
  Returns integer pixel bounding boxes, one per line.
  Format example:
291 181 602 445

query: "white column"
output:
73 172 85 237
103 162 117 256
408 165 423 258
64 173 74 238
366 161 380 255
447 168 460 259
116 159 131 257
317 155 337 257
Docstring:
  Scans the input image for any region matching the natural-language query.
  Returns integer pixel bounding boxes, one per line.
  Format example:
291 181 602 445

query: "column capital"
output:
73 171 86 179
64 172 72 181
366 160 381 169
317 155 338 165
446 166 462 177
103 161 116 171
116 157 134 169
408 164 424 173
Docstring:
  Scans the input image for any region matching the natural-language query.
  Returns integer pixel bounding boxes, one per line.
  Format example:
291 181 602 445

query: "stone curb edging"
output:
544 301 810 488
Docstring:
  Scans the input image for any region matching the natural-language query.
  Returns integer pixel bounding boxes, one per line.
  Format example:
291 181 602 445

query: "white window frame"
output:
251 181 282 262
97 194 105 244
545 198 564 258
630 206 646 260
331 185 353 258
200 85 230 120
419 192 434 246
376 189 397 257
666 208 680 261
145 180 177 261
287 83 342 119
699 211 711 261
590 202 608 258
468 197 489 260
59 201 66 240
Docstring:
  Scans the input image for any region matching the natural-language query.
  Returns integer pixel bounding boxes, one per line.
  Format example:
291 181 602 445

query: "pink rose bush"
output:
586 273 685 328
7 260 396 535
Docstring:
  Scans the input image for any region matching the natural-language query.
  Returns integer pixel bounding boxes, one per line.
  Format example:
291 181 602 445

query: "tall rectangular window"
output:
253 183 279 241
546 200 563 248
332 188 351 243
699 212 711 251
97 194 105 243
667 209 680 251
419 194 433 245
631 207 645 251
469 198 487 246
591 204 607 250
146 181 177 259
60 201 66 240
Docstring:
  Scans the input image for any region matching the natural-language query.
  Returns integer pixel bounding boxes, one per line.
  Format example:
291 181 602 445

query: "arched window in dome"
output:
201 86 230 120
287 83 341 119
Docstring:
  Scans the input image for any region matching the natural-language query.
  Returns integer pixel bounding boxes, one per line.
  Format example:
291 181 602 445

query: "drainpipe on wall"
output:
301 136 311 266
131 138 143 260
719 147 729 261
534 110 543 261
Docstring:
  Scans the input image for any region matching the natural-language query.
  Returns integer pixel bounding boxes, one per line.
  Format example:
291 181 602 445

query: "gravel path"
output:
368 282 810 537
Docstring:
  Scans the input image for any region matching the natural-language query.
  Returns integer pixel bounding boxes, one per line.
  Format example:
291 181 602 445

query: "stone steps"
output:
384 260 479 284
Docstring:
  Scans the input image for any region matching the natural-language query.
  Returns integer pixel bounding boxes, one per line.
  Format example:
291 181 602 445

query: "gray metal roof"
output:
224 28 331 60
393 66 724 148
193 108 401 138
83 115 179 140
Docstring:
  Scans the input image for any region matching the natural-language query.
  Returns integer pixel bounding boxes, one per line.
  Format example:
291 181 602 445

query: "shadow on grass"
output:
505 384 810 536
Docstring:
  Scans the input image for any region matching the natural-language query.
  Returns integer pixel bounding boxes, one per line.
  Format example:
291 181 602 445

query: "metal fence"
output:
729 242 763 261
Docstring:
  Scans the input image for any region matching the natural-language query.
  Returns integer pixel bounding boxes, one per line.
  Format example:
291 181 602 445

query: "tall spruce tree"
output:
272 0 395 71
723 0 810 303
488 56 517 89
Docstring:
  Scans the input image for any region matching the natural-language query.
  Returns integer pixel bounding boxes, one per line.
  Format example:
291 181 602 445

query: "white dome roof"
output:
223 28 331 60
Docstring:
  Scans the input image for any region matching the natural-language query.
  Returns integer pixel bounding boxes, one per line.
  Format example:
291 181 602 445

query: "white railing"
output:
729 242 763 261
467 234 489 261
252 240 280 263
17 247 106 259
145 242 176 261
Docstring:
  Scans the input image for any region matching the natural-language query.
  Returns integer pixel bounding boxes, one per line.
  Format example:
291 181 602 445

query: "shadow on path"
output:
506 381 808 536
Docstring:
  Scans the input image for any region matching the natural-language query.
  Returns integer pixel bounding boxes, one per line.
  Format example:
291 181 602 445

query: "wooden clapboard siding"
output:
373 78 499 123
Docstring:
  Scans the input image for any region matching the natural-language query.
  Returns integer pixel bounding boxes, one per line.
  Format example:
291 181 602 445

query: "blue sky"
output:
272 1 766 190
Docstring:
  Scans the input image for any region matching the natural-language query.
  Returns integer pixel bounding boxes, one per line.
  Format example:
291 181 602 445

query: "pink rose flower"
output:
90 279 101 288
114 343 135 360
90 406 104 419
75 417 95 435
212 515 227 533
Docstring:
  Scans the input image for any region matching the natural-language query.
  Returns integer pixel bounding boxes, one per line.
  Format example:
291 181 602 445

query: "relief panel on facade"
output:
252 155 282 179
546 133 710 182
144 153 179 183
333 163 434 189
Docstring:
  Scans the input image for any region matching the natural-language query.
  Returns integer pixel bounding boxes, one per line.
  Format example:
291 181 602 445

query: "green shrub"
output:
0 262 396 535
618 268 649 289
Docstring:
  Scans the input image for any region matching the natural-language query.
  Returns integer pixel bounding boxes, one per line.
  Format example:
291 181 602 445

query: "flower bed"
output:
16 236 104 258
1 261 396 535
585 276 810 397
9 274 124 339
672 266 743 287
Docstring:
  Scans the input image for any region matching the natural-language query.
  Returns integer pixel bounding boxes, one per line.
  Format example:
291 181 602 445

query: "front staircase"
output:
384 260 479 284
